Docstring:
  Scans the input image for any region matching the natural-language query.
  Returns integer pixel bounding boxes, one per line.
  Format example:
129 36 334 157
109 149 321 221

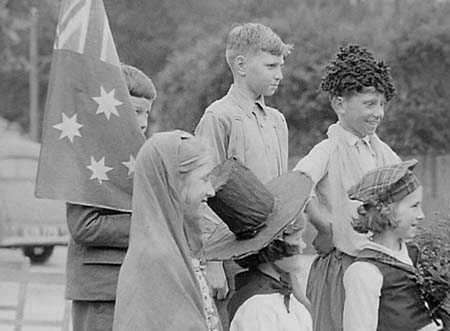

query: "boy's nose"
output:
274 67 283 80
140 122 147 133
373 104 384 118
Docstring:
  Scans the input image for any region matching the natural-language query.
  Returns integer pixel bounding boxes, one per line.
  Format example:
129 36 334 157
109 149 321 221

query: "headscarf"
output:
113 130 212 331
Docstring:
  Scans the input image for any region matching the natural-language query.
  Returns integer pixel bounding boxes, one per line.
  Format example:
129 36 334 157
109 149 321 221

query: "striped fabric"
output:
348 159 420 204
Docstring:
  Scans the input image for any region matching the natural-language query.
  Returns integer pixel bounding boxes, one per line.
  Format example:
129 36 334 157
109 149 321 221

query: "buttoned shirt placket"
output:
253 101 281 179
355 136 377 173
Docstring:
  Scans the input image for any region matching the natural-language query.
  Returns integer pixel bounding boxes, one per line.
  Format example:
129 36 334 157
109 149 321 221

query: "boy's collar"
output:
228 84 266 118
335 122 371 146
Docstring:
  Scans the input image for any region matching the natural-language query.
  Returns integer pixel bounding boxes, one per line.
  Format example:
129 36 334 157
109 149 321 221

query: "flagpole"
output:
29 7 39 142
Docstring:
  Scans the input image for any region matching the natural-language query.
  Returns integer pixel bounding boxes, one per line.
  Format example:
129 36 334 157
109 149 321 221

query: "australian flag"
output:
36 0 145 211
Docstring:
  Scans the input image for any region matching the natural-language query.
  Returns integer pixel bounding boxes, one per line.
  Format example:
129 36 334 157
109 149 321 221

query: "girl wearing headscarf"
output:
113 130 221 331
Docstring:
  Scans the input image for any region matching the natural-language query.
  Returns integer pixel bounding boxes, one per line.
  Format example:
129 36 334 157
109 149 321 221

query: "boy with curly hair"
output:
293 44 401 331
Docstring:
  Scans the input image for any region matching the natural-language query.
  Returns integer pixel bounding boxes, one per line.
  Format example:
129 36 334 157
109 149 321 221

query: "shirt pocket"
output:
228 115 247 164
82 246 126 265
272 120 288 172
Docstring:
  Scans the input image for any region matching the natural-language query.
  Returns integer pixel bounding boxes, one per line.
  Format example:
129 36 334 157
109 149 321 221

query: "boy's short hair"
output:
320 44 396 101
121 64 157 101
225 23 293 69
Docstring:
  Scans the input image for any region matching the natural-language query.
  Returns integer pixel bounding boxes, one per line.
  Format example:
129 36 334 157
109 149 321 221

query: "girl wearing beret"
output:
343 160 439 331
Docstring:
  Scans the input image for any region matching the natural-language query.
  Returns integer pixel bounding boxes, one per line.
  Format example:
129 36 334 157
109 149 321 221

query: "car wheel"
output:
21 245 55 264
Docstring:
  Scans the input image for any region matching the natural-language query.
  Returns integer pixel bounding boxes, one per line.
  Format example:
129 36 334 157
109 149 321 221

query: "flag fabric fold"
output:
36 0 145 211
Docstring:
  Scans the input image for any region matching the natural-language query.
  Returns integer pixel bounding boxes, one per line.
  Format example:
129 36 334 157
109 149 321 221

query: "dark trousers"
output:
306 248 354 331
72 300 115 331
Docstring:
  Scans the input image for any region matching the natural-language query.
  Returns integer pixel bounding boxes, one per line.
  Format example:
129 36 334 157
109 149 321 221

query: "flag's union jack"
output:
54 0 120 66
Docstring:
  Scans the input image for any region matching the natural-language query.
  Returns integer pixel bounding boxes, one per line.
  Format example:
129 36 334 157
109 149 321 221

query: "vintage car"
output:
0 137 68 263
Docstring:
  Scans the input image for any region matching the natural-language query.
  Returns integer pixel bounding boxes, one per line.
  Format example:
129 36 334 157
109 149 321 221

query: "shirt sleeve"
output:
66 203 131 248
293 140 333 203
230 297 280 331
343 261 383 331
293 140 332 186
195 111 228 166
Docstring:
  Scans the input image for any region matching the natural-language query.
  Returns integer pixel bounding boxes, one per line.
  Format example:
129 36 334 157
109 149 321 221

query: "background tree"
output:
1 0 450 157
0 0 57 131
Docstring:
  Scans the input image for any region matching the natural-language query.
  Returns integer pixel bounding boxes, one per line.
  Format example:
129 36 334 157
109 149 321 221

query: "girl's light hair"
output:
352 200 400 234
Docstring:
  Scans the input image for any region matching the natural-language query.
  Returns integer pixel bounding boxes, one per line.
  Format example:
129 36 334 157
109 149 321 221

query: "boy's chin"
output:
263 88 278 96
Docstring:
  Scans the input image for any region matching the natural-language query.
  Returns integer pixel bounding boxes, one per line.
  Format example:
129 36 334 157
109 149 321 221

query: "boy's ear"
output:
331 96 345 117
235 55 246 76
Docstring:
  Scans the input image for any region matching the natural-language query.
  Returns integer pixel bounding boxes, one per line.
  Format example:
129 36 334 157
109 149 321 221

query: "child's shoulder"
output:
264 105 287 123
304 138 340 158
204 95 239 116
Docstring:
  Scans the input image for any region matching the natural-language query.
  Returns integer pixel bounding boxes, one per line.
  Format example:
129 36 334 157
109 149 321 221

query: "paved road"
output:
0 246 69 331
0 247 315 331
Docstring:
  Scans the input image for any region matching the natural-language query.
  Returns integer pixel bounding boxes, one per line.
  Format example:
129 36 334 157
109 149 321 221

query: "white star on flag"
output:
122 154 136 176
52 113 83 143
92 86 122 120
86 156 113 184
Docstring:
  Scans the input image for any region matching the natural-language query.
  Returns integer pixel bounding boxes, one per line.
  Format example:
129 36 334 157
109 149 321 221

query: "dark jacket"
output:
65 203 130 300
356 246 432 331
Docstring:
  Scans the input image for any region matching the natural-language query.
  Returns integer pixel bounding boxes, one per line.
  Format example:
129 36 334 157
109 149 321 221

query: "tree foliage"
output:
0 0 57 130
1 0 450 156
156 0 450 156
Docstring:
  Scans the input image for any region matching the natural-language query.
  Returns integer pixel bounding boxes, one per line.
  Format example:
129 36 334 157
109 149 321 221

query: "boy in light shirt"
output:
294 44 400 331
196 22 293 329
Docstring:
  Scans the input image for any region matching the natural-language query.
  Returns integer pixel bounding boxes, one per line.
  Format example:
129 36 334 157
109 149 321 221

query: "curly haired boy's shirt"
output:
294 123 401 256
195 85 288 184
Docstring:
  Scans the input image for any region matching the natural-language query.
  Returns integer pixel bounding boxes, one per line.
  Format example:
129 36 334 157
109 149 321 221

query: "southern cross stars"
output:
53 113 83 143
122 154 136 176
92 86 123 120
86 156 113 184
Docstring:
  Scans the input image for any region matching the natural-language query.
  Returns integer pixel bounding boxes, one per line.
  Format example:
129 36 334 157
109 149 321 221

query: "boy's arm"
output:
290 273 311 312
196 111 230 299
205 261 229 300
195 111 227 166
66 203 130 248
294 141 334 256
304 198 334 256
